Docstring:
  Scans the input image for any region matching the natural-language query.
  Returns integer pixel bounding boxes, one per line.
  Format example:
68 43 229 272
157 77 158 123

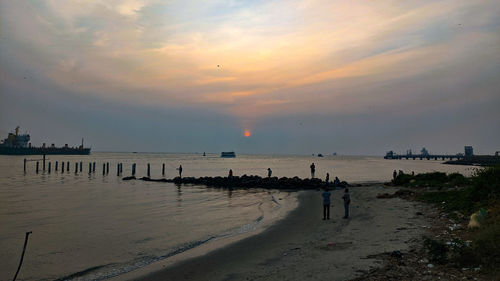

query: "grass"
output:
407 166 500 271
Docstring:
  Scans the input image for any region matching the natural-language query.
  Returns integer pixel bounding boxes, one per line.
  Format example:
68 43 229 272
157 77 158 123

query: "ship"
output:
220 151 236 158
0 127 91 155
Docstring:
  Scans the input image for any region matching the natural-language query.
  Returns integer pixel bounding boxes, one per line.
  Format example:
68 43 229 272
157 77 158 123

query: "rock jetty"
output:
123 175 351 190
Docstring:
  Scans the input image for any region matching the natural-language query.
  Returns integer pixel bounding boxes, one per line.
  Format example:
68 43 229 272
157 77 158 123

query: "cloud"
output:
1 0 499 153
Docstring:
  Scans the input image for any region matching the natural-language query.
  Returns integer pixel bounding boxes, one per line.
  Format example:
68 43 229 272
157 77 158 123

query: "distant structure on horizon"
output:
465 146 474 157
220 151 236 158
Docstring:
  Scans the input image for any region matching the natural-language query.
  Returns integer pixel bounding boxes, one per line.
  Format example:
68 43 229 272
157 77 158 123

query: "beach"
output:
127 185 429 281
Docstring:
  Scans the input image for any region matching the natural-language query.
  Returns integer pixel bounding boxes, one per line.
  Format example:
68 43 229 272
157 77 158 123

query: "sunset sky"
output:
1 0 499 154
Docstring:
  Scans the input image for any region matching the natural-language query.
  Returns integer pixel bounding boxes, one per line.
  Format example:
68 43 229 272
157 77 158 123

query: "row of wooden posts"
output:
24 155 166 177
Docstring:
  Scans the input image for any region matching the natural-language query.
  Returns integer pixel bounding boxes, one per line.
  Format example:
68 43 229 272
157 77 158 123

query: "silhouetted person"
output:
333 176 340 188
267 168 272 178
342 188 351 219
178 165 183 178
393 170 397 180
310 163 316 178
229 169 233 178
325 172 330 187
322 187 331 220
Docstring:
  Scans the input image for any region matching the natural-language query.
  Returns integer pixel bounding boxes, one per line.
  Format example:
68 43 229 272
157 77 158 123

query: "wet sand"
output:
128 185 429 281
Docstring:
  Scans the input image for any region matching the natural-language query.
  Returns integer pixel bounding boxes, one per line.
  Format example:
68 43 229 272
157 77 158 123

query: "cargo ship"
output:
0 127 91 155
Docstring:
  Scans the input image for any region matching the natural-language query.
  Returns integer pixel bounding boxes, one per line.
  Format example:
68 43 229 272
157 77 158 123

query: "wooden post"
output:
120 163 123 174
89 163 92 174
55 161 58 171
12 231 32 281
80 161 83 172
75 162 78 174
106 162 109 174
132 163 136 176
147 163 150 177
162 163 165 176
43 154 46 171
92 162 96 173
66 161 69 172
48 162 51 173
117 163 120 176
24 158 27 173
103 163 105 175
61 161 65 173
36 161 39 174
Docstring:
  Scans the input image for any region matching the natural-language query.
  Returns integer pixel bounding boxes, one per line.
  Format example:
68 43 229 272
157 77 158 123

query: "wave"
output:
56 213 268 280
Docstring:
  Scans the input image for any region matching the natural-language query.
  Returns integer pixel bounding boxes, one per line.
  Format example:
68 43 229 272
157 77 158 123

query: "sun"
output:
244 130 251 137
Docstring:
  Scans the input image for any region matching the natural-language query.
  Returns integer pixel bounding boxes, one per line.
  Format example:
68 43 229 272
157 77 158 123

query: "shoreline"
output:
125 185 429 281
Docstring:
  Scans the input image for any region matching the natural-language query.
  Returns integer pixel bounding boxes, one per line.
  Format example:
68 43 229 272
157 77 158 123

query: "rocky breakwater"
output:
123 174 351 190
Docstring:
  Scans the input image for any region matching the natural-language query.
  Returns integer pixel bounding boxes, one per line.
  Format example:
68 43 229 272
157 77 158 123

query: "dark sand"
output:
126 186 429 281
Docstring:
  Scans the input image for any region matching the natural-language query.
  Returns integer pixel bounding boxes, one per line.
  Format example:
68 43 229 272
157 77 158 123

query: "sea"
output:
0 153 476 280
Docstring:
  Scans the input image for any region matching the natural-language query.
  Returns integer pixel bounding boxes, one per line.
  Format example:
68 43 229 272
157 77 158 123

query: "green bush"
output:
417 188 478 215
417 167 500 272
393 171 470 188
448 238 477 266
472 202 500 270
470 166 500 204
423 237 448 264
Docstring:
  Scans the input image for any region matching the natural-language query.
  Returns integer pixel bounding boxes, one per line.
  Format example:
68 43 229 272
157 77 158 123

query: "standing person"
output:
325 173 330 187
228 169 233 178
310 163 316 178
267 168 272 178
342 188 351 219
178 165 183 178
393 170 397 181
322 187 331 220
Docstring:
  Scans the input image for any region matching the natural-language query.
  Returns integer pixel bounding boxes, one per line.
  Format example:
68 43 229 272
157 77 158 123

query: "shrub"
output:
423 237 448 264
472 201 500 270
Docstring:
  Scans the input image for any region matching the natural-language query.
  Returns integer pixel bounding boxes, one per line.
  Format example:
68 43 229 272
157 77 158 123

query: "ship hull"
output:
0 147 90 155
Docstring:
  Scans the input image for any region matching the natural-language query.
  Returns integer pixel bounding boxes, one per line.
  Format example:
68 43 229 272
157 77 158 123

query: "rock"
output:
122 176 136 180
390 250 403 258
130 174 346 190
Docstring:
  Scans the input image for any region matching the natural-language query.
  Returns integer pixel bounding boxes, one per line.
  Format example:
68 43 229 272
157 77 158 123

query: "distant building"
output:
464 146 473 156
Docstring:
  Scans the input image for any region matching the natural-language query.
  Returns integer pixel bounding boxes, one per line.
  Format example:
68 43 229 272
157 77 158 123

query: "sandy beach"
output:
126 185 430 281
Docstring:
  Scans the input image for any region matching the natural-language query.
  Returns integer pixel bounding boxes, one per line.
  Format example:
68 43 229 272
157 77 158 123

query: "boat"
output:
220 151 236 158
317 153 324 157
0 127 91 155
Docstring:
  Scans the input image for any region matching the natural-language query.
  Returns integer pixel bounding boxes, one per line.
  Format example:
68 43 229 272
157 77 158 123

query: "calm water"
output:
0 153 475 280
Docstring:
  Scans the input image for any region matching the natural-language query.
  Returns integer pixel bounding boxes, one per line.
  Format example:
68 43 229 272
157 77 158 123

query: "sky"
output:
1 0 499 155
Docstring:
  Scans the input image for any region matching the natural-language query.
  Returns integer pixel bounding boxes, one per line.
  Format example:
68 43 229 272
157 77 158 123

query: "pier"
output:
384 146 500 166
384 152 463 161
385 147 464 161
